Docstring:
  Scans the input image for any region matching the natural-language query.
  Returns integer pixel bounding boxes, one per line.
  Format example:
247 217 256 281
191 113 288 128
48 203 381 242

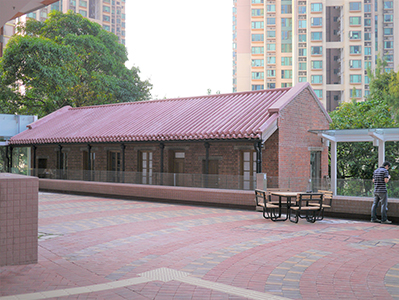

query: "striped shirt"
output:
373 167 389 193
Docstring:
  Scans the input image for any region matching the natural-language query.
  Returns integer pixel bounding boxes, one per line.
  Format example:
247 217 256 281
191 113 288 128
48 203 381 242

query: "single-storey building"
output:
8 82 331 191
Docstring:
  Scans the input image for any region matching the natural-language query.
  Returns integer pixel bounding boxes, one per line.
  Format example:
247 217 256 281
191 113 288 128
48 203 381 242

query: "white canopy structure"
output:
310 128 399 195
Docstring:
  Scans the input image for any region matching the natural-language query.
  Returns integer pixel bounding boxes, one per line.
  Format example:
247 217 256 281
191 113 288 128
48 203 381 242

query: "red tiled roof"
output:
9 83 328 145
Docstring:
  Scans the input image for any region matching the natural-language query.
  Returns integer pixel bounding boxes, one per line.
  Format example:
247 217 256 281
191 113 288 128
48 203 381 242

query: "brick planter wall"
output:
0 173 39 266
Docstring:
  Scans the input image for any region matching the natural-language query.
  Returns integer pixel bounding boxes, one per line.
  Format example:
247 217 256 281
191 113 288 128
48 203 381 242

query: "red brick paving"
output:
0 193 399 300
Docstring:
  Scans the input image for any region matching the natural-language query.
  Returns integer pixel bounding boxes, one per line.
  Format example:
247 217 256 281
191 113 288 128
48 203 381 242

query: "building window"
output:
267 18 276 25
311 3 323 12
266 4 275 12
266 57 276 64
365 75 370 84
267 83 276 89
252 0 264 3
241 151 256 190
252 9 264 16
281 18 292 28
103 5 110 12
251 21 264 29
385 68 393 73
311 46 322 55
384 41 393 49
281 57 292 66
364 33 371 40
364 4 371 12
298 20 306 28
266 70 275 77
27 12 37 19
349 2 361 11
384 55 393 62
384 1 393 9
350 45 362 54
311 32 322 41
281 5 292 14
281 83 292 87
299 77 307 82
311 60 323 69
384 15 393 22
364 18 371 26
351 88 362 98
364 61 371 69
281 30 292 40
252 85 264 90
299 63 307 70
350 17 361 25
349 60 362 69
79 9 87 16
298 6 306 14
138 151 153 184
252 72 264 79
281 70 292 79
79 0 87 7
266 43 276 51
252 59 264 66
103 15 110 22
311 17 322 26
299 48 307 56
349 31 361 40
281 44 292 53
311 75 323 84
314 89 322 98
266 31 276 38
364 47 371 55
299 34 306 42
103 25 110 31
384 28 393 35
252 46 264 54
350 75 362 83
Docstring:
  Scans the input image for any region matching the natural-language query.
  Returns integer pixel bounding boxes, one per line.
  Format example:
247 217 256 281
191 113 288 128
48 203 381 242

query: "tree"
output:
0 11 152 117
329 98 398 182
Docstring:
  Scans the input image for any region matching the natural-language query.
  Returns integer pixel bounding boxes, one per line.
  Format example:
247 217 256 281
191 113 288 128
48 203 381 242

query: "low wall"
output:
39 179 399 221
0 173 38 266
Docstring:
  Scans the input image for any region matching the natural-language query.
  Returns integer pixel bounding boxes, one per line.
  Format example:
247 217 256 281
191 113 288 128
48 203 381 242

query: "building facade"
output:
0 0 126 56
8 84 331 192
233 0 399 111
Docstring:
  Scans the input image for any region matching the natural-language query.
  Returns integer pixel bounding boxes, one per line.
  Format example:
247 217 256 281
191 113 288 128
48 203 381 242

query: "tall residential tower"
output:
233 0 399 111
0 0 126 57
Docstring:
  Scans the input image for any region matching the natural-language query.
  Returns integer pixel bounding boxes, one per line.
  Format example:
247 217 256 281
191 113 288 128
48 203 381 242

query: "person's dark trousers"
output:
371 192 388 222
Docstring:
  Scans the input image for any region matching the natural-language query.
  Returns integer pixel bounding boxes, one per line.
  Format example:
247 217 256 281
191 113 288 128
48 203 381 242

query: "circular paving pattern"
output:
0 192 398 299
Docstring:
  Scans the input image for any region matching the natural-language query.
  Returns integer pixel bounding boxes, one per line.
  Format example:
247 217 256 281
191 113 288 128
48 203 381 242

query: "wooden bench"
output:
289 193 324 223
255 188 291 220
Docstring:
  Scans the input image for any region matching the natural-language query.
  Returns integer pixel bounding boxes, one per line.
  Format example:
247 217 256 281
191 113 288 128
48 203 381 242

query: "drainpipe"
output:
204 142 210 188
121 144 125 183
9 146 13 173
87 144 92 181
159 143 165 185
254 141 262 173
58 144 62 179
33 145 37 177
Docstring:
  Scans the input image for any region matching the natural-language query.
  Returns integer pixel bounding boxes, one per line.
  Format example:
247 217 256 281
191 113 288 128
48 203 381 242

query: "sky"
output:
125 1 233 100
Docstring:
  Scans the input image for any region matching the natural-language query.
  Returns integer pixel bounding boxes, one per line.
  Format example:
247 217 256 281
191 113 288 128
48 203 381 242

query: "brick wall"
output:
277 88 330 190
0 173 38 266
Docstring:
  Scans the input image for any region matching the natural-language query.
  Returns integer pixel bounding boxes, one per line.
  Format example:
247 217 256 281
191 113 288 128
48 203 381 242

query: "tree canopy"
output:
0 11 152 117
329 61 399 182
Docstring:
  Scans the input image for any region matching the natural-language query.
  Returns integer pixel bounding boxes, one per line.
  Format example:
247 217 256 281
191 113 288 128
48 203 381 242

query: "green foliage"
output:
0 11 152 117
329 92 399 181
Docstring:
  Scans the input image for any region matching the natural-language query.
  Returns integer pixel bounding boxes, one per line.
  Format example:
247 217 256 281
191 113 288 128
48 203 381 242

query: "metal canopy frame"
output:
310 128 399 195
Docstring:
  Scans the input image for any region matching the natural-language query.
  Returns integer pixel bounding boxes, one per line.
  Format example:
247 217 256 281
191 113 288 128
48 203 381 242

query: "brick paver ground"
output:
1 192 399 300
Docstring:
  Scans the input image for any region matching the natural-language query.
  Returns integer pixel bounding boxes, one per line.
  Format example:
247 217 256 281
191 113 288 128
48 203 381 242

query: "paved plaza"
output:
1 192 399 300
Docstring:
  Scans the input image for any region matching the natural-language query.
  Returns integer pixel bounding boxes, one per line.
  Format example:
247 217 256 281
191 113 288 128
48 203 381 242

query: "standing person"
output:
371 161 392 224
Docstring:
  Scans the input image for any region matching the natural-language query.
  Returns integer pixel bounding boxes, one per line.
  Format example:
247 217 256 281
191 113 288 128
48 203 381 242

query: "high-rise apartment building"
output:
0 0 126 57
233 0 399 111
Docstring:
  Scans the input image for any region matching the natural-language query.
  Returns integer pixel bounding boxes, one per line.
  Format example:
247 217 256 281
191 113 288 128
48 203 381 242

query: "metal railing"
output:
8 168 332 192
